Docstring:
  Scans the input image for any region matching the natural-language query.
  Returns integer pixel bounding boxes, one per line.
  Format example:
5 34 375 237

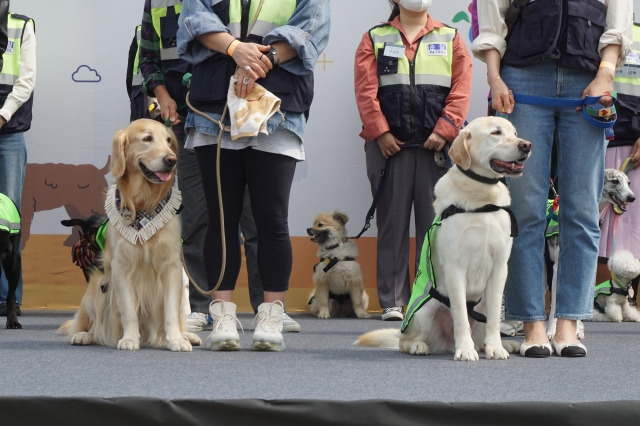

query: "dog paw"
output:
454 347 479 361
407 341 428 355
355 309 370 319
168 338 193 352
70 331 95 345
183 332 202 346
501 340 521 353
117 338 140 351
6 320 22 329
317 308 330 319
485 345 510 360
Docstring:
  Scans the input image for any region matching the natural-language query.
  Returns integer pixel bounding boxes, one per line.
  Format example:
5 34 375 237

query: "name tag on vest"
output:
383 44 405 59
427 43 447 56
5 40 14 55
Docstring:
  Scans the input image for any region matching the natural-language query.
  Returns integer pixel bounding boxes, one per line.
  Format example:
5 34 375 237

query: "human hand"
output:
232 43 272 99
581 67 615 109
423 132 446 151
157 94 180 126
377 132 403 158
0 115 5 129
489 76 514 114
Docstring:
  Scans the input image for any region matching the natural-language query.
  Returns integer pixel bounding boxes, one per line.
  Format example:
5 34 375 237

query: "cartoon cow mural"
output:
20 157 110 247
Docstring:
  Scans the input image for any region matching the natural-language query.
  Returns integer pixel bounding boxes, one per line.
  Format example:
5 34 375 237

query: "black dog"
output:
60 213 108 282
0 193 22 329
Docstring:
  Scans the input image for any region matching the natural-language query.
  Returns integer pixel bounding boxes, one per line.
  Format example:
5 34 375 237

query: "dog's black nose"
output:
164 154 177 168
306 228 315 236
518 140 531 153
628 195 636 202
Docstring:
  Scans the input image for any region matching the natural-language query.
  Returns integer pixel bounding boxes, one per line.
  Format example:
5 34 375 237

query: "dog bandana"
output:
104 185 182 245
227 76 284 140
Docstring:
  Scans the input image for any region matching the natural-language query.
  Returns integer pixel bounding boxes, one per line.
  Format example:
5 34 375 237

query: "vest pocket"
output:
378 88 402 130
422 89 445 131
564 0 605 62
506 1 558 59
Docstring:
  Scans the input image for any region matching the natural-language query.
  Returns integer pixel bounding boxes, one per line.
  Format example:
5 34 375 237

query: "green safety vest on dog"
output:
401 218 441 332
0 193 20 234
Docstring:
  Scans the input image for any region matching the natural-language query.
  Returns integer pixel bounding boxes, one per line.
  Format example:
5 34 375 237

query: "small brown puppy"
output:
306 211 369 319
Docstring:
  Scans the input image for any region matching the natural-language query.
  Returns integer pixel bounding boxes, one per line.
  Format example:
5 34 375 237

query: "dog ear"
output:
111 129 128 179
333 210 349 225
448 129 472 169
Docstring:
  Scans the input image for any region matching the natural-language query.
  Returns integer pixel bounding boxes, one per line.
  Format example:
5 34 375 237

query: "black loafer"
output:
552 340 587 357
519 341 552 358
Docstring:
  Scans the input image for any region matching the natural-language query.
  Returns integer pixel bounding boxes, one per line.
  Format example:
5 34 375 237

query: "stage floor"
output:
1 311 638 425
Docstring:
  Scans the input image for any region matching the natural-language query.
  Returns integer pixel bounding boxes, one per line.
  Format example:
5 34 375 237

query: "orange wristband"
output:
226 39 240 57
599 61 616 72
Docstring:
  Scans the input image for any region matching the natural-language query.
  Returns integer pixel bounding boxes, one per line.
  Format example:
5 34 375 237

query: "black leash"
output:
351 143 437 239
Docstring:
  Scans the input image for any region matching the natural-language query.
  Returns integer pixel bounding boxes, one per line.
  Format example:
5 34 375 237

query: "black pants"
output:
195 145 296 293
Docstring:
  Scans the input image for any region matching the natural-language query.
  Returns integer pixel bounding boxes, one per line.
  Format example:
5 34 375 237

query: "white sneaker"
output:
500 320 524 337
282 312 300 332
381 307 403 321
186 312 213 332
252 301 286 351
206 300 242 351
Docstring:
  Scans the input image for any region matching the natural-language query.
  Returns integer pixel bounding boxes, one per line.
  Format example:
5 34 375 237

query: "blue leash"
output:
512 91 617 139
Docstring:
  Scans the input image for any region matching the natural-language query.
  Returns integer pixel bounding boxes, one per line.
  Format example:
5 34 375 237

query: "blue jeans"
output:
501 58 604 322
0 132 27 303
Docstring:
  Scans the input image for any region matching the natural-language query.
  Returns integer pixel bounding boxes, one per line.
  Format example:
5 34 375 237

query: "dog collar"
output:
456 165 501 185
325 240 346 250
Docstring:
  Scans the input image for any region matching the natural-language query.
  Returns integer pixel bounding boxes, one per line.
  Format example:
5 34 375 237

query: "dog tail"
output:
57 319 73 336
352 328 400 349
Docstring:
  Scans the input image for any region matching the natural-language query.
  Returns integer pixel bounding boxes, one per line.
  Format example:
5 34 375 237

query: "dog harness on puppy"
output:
314 256 357 274
0 193 20 234
593 277 631 313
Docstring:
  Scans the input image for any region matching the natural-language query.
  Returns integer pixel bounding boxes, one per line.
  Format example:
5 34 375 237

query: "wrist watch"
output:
265 46 279 66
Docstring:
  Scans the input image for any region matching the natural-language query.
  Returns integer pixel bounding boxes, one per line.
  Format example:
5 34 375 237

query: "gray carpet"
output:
1 311 638 402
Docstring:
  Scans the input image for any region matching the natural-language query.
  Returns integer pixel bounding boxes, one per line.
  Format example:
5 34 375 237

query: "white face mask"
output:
398 0 432 13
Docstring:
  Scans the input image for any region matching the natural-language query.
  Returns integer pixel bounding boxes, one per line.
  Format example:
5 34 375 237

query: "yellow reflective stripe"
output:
229 0 295 38
132 26 142 81
0 14 29 82
150 0 182 50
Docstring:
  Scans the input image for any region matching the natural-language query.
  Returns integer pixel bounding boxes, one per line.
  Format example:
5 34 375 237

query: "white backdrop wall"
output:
11 0 640 240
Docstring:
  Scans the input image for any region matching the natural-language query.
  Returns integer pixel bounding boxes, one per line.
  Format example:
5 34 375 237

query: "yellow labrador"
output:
58 119 201 351
355 116 530 361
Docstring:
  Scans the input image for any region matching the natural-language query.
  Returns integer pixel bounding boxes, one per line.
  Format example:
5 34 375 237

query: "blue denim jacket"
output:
177 0 330 140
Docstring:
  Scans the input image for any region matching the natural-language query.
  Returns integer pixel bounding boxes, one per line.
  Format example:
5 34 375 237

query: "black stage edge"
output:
2 398 639 426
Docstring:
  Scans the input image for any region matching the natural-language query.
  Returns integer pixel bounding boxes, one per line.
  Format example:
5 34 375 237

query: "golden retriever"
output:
306 211 369 319
354 116 530 361
58 118 201 351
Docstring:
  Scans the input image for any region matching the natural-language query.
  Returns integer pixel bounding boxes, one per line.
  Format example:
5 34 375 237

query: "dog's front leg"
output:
164 266 195 351
605 298 624 322
348 285 370 319
621 299 640 321
314 282 331 318
482 271 513 360
112 268 141 350
446 272 478 361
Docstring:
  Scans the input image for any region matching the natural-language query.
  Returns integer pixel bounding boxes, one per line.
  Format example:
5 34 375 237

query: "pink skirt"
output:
598 145 640 259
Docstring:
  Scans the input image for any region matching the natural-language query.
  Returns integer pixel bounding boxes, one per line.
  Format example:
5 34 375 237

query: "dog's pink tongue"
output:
155 171 172 182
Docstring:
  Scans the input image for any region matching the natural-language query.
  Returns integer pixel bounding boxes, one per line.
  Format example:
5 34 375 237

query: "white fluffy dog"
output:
592 249 640 322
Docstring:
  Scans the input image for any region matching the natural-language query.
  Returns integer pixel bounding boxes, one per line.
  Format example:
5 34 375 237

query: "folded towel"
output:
227 76 283 140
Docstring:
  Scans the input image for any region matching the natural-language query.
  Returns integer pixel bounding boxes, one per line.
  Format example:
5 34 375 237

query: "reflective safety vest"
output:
131 25 143 89
614 24 640 98
369 24 455 142
610 23 640 147
0 193 20 234
402 218 441 332
189 0 313 115
0 12 34 134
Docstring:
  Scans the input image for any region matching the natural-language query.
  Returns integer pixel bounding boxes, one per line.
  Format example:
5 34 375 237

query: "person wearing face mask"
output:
354 0 472 321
